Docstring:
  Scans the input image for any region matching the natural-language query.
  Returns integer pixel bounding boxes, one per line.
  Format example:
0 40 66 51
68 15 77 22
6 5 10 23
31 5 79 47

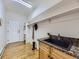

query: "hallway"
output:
2 42 38 59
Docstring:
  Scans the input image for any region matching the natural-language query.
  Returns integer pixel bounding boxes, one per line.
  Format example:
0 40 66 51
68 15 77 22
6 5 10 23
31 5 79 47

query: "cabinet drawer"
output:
51 52 64 59
51 48 76 59
40 42 50 52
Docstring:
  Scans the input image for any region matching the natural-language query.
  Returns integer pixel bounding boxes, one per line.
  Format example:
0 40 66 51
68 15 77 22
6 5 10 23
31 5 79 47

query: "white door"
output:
7 20 22 43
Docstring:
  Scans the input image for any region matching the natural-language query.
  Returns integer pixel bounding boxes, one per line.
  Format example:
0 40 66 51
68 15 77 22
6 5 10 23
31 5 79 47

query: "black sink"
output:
44 39 72 51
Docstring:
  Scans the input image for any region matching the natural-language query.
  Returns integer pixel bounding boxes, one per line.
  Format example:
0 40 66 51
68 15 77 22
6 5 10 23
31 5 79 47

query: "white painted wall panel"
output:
0 0 6 54
6 12 26 43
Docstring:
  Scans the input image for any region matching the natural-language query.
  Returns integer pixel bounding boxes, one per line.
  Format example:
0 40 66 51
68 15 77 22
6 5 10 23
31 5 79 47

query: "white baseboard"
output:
0 46 6 59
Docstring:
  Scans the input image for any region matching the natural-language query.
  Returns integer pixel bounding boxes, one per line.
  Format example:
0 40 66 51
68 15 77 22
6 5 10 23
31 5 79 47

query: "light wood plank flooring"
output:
1 42 38 59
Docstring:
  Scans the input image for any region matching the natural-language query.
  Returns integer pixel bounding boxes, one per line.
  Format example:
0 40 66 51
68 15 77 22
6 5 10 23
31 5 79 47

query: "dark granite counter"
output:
38 37 79 59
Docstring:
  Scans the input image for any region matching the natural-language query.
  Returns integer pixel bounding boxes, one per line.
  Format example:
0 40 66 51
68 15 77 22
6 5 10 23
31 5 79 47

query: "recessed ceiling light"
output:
13 0 32 8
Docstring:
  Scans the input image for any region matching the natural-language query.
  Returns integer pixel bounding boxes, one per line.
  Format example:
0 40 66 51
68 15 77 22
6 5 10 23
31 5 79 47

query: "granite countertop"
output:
38 38 78 59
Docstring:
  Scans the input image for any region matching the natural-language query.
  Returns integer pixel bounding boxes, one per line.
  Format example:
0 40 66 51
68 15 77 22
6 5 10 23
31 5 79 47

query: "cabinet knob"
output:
50 57 54 59
48 55 53 59
48 55 50 58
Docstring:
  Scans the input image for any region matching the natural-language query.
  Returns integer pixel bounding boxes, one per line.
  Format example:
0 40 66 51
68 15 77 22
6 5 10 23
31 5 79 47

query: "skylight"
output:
13 0 32 8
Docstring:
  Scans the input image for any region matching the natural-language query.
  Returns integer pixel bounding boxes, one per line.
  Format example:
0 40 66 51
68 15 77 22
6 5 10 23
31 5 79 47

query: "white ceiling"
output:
3 0 62 18
3 0 34 16
3 0 44 17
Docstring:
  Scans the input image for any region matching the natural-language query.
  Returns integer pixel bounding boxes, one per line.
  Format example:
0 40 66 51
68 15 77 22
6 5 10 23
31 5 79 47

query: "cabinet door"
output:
51 51 64 59
39 49 50 59
51 48 64 59
39 42 50 59
39 42 50 51
51 47 76 59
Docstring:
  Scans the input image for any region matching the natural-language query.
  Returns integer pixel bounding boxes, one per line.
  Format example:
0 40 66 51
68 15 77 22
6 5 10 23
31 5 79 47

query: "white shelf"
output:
28 7 79 25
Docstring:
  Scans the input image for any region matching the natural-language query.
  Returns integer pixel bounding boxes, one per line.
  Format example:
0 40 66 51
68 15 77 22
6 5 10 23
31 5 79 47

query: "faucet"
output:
47 33 52 39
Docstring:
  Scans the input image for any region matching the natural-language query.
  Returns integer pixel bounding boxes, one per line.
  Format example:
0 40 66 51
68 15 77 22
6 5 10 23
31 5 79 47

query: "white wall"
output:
35 12 79 38
27 0 79 49
6 12 26 43
27 12 79 48
0 0 6 54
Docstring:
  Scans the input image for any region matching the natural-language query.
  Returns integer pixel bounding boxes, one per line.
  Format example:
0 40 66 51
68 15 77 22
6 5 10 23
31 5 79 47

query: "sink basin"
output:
44 39 72 50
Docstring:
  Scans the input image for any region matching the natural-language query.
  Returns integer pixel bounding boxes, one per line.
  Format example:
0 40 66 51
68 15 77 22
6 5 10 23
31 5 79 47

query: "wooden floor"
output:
1 42 39 59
